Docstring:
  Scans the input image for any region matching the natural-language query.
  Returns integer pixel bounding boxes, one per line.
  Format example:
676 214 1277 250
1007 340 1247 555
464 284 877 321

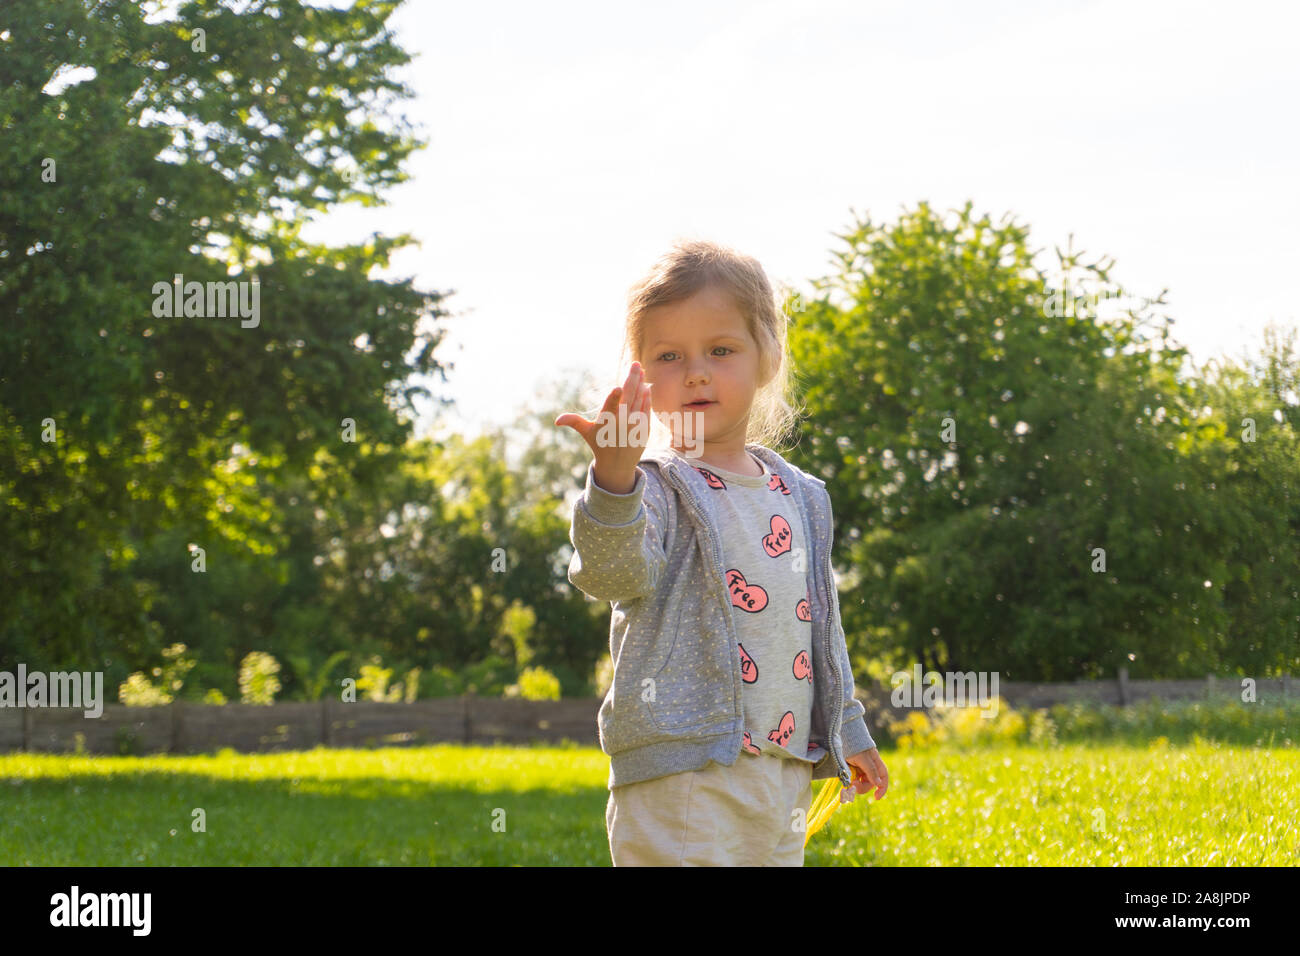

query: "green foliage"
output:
287 650 351 702
420 666 465 698
118 643 196 705
886 698 1027 750
118 673 171 707
1046 694 1297 748
3 0 1295 697
0 0 449 675
501 602 537 669
592 652 614 699
884 695 1298 750
352 655 393 702
238 651 281 705
789 201 1300 680
459 655 514 697
348 655 423 703
113 727 142 756
507 665 562 701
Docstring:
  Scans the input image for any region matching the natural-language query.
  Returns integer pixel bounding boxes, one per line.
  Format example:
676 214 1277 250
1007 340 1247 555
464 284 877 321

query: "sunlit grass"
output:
1 738 1295 865
807 740 1299 866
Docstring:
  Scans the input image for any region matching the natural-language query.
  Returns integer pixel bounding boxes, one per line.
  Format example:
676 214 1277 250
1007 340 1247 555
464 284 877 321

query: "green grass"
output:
0 738 1295 865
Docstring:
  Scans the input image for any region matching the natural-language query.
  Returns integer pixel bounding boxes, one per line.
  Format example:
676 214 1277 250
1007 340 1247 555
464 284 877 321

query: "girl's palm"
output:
554 362 653 476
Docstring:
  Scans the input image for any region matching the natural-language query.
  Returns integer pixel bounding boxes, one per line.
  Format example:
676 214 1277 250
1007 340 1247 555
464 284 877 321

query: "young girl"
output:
555 239 888 866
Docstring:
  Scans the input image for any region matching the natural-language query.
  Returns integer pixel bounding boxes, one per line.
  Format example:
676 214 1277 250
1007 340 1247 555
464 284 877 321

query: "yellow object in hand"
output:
803 766 866 846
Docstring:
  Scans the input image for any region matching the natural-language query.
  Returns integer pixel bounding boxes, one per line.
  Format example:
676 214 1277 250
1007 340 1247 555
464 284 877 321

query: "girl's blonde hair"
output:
617 238 806 454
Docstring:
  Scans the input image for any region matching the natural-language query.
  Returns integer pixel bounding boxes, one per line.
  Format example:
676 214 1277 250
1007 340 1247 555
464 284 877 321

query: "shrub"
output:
421 665 463 697
119 672 171 707
507 665 561 701
239 651 281 705
118 643 197 705
592 652 613 698
460 655 513 697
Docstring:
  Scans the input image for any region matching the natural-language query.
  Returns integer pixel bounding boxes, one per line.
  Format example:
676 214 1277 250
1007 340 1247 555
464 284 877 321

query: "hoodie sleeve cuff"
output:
840 708 877 759
580 461 646 526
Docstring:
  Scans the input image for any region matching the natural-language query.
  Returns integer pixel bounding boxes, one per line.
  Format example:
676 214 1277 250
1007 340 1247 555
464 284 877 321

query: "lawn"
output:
1 738 1295 865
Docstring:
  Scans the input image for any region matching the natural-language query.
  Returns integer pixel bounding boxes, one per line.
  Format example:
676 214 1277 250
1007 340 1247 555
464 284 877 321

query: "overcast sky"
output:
297 0 1300 445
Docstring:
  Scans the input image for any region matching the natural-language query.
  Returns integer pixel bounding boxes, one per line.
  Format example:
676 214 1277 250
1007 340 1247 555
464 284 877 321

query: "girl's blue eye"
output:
657 347 732 361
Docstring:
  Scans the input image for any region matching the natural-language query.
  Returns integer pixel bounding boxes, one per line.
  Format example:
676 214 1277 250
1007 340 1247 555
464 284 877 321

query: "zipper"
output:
660 460 742 724
822 515 853 788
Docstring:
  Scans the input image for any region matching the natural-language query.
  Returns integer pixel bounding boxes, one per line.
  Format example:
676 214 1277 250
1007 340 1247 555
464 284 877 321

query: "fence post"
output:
21 708 30 752
1117 666 1129 706
1282 674 1291 700
1206 673 1216 700
463 693 472 744
322 698 331 746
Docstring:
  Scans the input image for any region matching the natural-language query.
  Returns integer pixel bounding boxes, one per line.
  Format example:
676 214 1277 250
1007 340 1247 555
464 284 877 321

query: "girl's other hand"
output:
843 748 889 802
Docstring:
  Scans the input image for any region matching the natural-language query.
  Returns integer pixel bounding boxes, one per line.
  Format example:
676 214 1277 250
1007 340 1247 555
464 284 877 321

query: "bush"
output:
356 657 402 702
1047 695 1298 747
239 651 281 705
118 643 197 705
352 656 421 702
882 694 1298 749
506 666 561 701
592 652 613 699
119 672 171 707
114 726 141 756
460 655 514 697
887 697 1027 750
420 665 463 698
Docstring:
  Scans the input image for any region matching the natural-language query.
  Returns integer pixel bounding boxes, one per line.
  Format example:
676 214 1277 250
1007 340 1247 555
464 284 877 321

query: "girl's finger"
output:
553 413 587 435
623 364 641 403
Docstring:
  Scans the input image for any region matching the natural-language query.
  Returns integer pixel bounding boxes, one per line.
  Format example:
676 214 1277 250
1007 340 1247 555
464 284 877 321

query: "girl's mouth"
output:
684 400 714 408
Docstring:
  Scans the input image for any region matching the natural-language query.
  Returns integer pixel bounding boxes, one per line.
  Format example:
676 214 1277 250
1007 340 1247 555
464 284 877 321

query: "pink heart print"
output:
726 569 768 612
738 642 759 683
767 473 790 495
792 650 811 682
768 711 795 748
762 514 792 557
694 466 726 490
742 731 762 754
795 598 811 622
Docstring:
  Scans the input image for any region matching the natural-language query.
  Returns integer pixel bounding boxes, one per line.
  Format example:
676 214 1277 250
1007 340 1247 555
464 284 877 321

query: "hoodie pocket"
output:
647 600 733 734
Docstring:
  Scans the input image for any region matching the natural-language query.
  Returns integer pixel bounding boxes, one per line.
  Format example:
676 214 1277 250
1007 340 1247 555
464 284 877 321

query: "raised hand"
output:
554 361 653 495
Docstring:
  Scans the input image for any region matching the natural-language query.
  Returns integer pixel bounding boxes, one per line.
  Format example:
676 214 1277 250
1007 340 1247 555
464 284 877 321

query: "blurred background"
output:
2 0 1297 715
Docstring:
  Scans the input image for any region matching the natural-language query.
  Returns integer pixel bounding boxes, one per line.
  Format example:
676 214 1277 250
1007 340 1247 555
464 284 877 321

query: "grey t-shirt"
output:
673 449 819 767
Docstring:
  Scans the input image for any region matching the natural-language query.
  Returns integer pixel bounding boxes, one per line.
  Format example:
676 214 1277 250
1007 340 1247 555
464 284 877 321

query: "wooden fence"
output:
0 669 1293 756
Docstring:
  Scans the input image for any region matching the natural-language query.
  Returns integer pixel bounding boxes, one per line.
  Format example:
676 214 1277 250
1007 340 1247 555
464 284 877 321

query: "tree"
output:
787 201 1298 680
0 0 453 675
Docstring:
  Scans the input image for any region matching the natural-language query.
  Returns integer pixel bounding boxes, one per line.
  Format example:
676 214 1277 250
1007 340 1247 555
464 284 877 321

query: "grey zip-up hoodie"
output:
567 442 877 790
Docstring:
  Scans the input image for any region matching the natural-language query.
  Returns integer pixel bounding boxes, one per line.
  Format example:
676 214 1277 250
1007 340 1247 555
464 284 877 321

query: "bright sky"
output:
298 0 1300 444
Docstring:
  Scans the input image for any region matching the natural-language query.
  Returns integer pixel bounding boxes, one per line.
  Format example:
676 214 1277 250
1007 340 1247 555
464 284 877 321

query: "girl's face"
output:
639 284 763 455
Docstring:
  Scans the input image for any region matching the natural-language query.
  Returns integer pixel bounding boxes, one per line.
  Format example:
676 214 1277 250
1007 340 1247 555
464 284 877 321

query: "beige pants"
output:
606 752 815 866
